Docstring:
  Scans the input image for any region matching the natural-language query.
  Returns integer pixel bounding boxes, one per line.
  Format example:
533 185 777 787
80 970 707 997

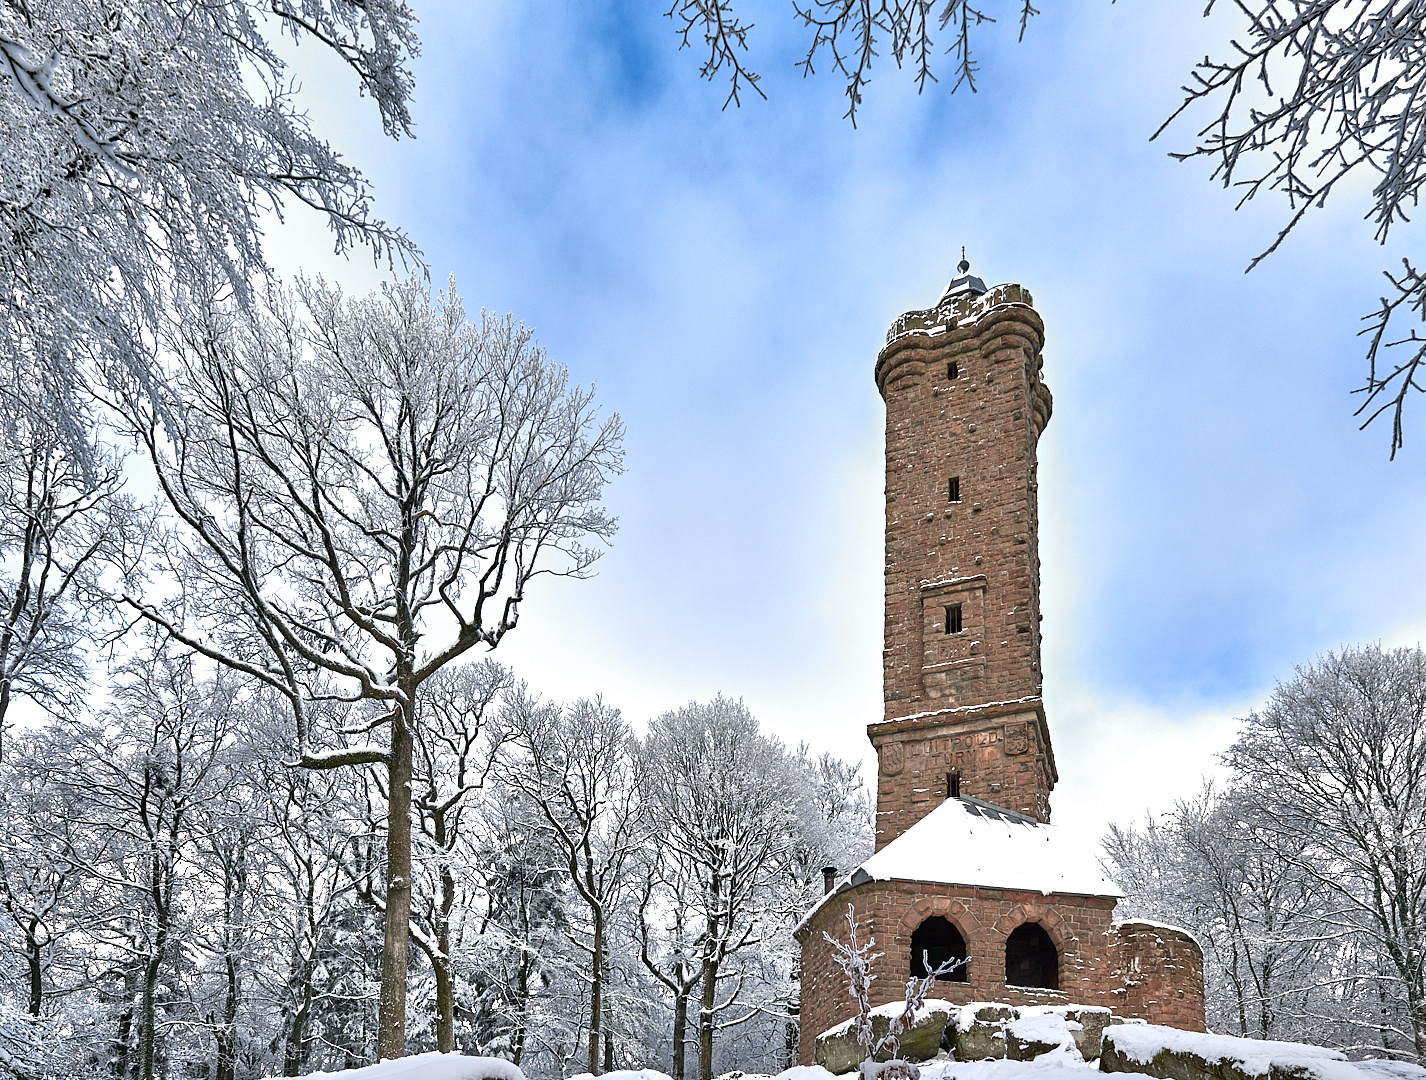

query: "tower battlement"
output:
881 282 1037 351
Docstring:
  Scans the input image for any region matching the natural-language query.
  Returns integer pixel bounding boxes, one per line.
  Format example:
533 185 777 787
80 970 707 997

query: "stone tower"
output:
870 264 1058 848
792 268 1207 1065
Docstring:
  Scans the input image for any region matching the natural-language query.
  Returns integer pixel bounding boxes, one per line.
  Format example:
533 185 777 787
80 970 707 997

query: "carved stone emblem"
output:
880 741 905 776
1003 723 1029 757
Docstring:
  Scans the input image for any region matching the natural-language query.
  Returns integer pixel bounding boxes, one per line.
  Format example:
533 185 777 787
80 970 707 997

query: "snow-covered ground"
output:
731 1048 1094 1080
294 1053 527 1080
291 1051 1095 1080
289 1026 1426 1080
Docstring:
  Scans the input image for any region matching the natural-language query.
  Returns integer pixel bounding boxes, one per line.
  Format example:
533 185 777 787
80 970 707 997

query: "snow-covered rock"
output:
1004 1015 1077 1062
899 1051 1097 1080
294 1052 526 1080
1018 1006 1115 1061
816 999 958 1073
1099 1025 1426 1080
948 1003 1019 1062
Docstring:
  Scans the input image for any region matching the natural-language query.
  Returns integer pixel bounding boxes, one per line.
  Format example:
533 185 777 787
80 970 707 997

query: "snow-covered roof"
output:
800 797 1121 931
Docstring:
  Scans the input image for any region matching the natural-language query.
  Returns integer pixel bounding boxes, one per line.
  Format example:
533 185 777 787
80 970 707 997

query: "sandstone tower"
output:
872 263 1057 845
793 265 1206 1065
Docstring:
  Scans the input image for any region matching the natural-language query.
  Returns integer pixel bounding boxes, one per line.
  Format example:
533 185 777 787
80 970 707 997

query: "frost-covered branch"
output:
0 0 422 451
669 0 1038 124
1160 0 1426 455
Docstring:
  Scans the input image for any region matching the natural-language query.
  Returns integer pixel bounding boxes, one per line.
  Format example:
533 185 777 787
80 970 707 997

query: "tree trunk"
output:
512 946 532 1065
0 678 10 765
282 974 313 1076
604 1029 615 1072
214 1016 235 1080
588 909 604 1075
1406 969 1426 1061
25 918 42 1017
215 951 239 1080
434 850 456 1051
432 953 454 1054
785 953 801 1069
1230 941 1248 1037
671 992 688 1080
698 959 716 1080
109 964 138 1077
216 846 246 1080
139 908 168 1080
377 696 414 1061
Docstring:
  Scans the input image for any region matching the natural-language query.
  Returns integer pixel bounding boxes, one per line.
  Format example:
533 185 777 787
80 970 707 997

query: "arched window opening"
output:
1004 922 1058 990
910 916 968 982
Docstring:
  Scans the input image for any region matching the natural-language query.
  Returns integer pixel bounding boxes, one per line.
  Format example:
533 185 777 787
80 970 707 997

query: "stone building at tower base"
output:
793 797 1206 1065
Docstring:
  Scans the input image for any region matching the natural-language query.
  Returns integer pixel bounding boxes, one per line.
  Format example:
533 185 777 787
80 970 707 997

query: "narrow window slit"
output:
945 604 963 634
948 476 961 502
948 361 959 380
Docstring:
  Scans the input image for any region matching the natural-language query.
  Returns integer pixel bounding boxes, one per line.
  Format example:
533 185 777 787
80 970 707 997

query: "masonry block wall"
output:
1107 921 1207 1032
873 285 1057 845
795 886 1207 1065
796 880 1119 1066
869 700 1055 836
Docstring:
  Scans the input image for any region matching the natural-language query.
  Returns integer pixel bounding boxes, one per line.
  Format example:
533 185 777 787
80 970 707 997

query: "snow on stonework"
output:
1004 1014 1079 1046
820 998 957 1040
854 798 1121 897
1104 1026 1345 1070
294 1052 527 1080
800 798 1120 932
916 1054 1094 1079
1102 1025 1426 1080
758 1056 1096 1080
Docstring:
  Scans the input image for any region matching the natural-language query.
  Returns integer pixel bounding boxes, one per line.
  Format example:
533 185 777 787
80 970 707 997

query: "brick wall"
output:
796 879 1119 1065
868 701 1056 839
796 885 1206 1064
1107 921 1206 1032
873 286 1056 842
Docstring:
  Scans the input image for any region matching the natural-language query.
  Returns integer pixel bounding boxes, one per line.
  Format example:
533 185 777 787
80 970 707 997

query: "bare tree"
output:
637 855 704 1080
50 634 241 1080
821 902 961 1079
0 727 106 1020
468 782 570 1064
251 719 373 1075
0 394 138 760
499 692 644 1076
191 746 265 1080
640 696 806 1080
1226 644 1426 1058
409 659 512 1052
0 0 418 445
117 274 623 1060
1104 784 1328 1043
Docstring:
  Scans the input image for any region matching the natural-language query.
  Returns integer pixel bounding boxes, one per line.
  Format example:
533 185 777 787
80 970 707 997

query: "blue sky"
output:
266 0 1426 845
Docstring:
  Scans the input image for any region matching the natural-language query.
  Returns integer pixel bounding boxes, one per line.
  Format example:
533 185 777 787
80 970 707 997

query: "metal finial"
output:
957 246 970 275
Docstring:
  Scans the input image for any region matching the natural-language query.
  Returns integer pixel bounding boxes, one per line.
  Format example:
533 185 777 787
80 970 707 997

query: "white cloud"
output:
239 0 1426 841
